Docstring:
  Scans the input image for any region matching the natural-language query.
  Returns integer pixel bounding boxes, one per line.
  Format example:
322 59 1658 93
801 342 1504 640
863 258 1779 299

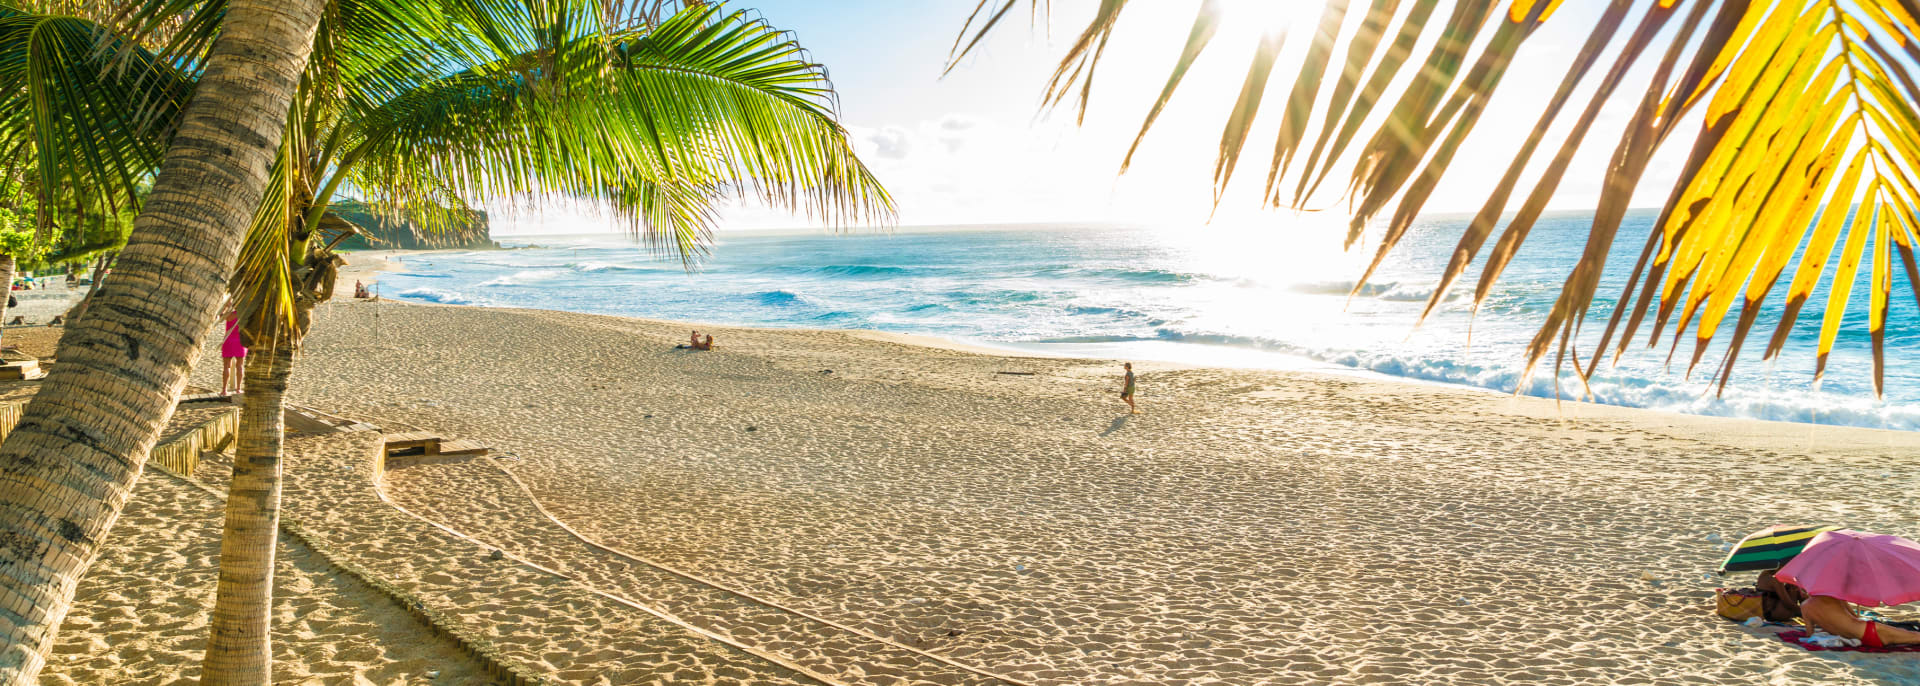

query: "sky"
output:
493 0 1710 235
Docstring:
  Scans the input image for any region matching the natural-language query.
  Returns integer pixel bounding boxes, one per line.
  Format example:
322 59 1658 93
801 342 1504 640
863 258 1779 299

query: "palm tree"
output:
953 0 1920 397
212 2 887 680
2 0 891 680
0 0 329 680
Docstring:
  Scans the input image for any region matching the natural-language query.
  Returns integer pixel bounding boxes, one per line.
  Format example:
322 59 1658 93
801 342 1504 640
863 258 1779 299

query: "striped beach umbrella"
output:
1719 524 1842 575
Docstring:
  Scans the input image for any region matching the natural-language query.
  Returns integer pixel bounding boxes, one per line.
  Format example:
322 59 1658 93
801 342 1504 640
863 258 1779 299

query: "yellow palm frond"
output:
956 0 1920 398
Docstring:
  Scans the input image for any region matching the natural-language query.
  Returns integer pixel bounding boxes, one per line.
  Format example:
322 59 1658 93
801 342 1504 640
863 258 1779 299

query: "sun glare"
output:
1214 0 1328 41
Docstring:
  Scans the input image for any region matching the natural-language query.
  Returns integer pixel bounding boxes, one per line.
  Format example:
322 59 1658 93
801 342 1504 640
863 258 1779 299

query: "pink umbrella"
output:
1777 530 1920 608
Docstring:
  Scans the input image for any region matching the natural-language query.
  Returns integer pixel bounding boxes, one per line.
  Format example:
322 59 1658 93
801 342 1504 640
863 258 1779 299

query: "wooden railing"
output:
150 407 240 478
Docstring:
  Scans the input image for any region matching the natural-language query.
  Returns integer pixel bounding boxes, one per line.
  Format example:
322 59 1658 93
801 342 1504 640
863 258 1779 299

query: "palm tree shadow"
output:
1101 415 1130 436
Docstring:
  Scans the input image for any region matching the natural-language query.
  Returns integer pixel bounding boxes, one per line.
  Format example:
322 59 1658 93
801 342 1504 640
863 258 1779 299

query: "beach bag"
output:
1716 587 1767 621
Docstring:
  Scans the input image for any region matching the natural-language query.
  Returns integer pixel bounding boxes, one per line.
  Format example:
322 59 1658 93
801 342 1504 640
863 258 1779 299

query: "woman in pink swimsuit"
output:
221 307 246 395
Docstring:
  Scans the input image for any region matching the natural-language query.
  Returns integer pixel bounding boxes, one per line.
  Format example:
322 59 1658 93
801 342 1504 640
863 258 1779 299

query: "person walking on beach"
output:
221 305 247 396
1120 362 1137 414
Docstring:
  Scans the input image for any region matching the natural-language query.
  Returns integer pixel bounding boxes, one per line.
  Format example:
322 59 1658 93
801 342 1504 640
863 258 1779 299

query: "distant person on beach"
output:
353 280 370 299
221 306 247 395
701 334 714 350
1120 362 1137 414
691 330 701 349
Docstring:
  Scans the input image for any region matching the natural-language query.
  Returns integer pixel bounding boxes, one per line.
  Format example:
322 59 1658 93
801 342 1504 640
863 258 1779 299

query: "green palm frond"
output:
229 79 311 345
0 0 892 345
956 0 1920 398
0 8 190 221
347 3 892 258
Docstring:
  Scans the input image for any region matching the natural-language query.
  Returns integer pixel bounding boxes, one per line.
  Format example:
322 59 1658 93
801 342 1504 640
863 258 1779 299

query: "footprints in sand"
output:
385 457 1014 686
43 432 489 684
181 302 1920 685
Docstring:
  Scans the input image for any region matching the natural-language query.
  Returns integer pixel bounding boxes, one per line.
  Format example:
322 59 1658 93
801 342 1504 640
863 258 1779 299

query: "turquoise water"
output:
374 210 1920 430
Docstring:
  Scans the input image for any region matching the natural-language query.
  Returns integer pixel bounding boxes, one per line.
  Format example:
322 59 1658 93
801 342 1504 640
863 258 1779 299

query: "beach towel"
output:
1776 630 1920 652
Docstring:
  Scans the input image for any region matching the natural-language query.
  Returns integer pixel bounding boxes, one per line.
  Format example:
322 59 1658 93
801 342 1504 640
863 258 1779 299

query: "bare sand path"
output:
39 414 490 684
384 455 1013 686
207 299 1920 685
266 431 823 685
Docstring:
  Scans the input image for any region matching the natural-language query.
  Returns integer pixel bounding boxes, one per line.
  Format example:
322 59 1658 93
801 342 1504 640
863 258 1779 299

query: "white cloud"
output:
863 126 914 159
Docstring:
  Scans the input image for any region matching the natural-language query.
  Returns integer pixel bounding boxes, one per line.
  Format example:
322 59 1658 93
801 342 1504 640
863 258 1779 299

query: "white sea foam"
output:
373 225 1920 431
478 270 566 287
395 287 481 305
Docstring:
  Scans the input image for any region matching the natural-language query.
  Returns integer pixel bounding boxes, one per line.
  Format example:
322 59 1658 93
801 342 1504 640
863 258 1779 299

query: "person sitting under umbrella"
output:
1780 529 1920 648
1719 524 1835 622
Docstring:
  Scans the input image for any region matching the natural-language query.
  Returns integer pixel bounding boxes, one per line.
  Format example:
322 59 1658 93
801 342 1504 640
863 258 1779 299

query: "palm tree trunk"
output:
66 252 114 322
0 0 326 681
200 341 290 686
0 253 15 334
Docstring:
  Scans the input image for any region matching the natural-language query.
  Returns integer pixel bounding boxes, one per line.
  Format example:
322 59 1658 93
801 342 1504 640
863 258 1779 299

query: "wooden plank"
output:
0 360 39 380
435 439 489 457
384 431 442 458
284 410 339 436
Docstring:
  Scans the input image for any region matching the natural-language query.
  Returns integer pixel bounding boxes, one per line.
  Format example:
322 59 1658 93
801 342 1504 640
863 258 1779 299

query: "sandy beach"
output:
39 404 491 684
6 0 1908 681
157 295 1920 684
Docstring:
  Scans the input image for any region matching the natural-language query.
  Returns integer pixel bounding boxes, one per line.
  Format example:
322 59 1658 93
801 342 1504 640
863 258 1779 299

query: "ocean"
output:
371 209 1920 431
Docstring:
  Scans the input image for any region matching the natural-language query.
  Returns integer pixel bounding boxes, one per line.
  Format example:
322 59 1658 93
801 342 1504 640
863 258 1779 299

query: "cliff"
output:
331 200 496 250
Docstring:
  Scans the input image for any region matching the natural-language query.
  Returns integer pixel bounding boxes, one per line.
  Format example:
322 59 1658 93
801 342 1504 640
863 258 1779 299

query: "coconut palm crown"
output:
5 0 892 344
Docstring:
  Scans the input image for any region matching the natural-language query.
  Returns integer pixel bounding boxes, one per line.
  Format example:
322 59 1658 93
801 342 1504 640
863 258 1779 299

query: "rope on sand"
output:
482 458 1037 686
367 455 849 686
286 404 847 686
302 400 1033 686
160 455 550 686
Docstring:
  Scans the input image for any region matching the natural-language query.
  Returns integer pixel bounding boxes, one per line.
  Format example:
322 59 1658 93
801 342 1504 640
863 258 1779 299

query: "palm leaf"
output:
958 0 1920 398
0 0 891 344
348 3 892 252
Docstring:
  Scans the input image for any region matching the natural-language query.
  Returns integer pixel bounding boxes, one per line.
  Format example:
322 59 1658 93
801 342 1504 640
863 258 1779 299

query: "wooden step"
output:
284 409 340 436
382 431 440 453
0 360 42 380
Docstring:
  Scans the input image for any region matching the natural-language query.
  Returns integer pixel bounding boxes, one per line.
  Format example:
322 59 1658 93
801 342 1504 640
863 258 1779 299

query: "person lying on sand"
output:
1802 595 1920 647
